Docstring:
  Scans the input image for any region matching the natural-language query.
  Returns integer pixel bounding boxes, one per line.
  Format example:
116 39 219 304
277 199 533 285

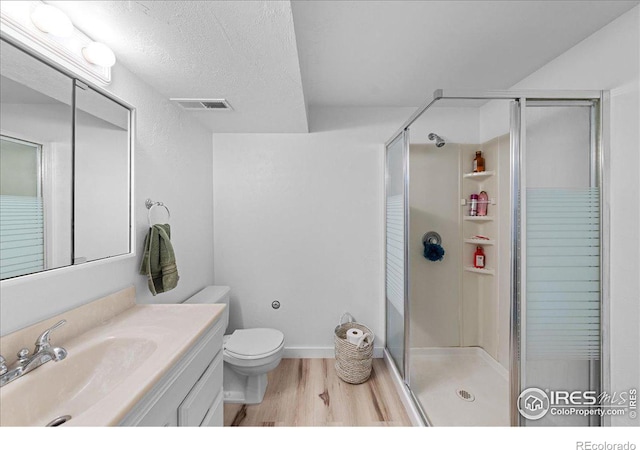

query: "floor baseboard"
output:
284 346 385 358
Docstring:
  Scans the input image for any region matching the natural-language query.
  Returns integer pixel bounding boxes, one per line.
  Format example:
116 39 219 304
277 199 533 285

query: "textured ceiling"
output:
50 1 309 133
45 1 639 131
292 0 639 107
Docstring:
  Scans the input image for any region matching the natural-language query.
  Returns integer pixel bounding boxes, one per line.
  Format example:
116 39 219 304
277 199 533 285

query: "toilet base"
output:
223 364 268 404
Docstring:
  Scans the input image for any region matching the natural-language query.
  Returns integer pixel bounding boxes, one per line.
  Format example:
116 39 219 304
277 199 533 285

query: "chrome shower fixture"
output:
428 132 445 148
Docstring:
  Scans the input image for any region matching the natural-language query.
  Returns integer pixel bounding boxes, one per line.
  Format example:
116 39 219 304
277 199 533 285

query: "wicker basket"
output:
334 313 375 384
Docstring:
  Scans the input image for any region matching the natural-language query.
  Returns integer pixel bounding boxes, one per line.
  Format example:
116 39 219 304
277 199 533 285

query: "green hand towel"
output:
139 224 179 296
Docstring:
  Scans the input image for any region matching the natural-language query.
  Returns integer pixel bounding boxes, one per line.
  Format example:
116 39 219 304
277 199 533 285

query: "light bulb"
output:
82 42 116 68
30 4 74 38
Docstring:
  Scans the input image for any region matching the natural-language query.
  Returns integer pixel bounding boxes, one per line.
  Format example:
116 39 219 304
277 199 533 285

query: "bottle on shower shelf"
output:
477 191 489 216
473 151 485 173
473 246 486 269
469 193 479 216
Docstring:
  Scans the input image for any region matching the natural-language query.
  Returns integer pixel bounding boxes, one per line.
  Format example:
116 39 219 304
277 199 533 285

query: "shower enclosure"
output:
384 90 608 426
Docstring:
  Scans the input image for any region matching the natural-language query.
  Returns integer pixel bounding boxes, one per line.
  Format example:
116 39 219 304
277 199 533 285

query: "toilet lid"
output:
224 328 284 359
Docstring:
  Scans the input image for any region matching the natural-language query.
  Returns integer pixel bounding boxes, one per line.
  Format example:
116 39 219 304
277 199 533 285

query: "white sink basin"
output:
0 336 156 426
0 302 225 426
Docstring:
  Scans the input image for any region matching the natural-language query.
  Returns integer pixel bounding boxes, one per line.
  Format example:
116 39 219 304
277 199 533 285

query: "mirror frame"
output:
0 36 136 286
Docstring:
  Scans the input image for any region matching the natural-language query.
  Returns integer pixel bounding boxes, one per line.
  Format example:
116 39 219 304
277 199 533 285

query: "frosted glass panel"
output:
386 132 406 375
386 194 404 312
526 188 600 360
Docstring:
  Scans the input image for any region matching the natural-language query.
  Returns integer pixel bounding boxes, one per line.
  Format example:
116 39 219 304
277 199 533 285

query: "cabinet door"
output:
200 391 224 427
178 351 223 426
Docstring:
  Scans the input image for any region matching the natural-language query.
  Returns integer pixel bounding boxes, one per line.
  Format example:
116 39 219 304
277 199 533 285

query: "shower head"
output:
428 133 445 148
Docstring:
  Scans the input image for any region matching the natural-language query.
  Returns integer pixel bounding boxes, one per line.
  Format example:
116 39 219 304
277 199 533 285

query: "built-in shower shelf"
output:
463 216 494 222
464 238 495 245
464 266 495 275
463 170 495 181
460 198 496 206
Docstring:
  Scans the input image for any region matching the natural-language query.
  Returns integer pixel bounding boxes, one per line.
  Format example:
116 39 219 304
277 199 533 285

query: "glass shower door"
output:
385 131 408 377
519 101 602 426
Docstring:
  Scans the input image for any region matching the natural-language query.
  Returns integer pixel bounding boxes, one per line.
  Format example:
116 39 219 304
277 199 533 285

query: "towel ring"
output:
146 198 171 226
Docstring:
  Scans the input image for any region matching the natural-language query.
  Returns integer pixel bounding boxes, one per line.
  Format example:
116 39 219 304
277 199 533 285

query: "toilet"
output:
184 286 284 404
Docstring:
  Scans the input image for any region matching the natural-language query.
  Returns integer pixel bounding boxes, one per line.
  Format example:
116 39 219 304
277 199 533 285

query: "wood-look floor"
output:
224 358 411 426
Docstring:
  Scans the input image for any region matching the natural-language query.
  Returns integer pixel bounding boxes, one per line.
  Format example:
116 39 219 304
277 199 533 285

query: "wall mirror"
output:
0 38 133 280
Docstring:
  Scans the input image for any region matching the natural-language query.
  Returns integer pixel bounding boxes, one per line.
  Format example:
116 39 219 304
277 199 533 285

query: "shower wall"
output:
409 143 464 348
409 133 511 371
459 134 511 370
495 134 513 369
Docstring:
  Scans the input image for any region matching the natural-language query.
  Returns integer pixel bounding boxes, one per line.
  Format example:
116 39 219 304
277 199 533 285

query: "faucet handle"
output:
0 355 7 375
17 348 30 364
34 319 66 352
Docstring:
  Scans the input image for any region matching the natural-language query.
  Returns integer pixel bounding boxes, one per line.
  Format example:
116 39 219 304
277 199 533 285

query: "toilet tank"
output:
184 286 230 331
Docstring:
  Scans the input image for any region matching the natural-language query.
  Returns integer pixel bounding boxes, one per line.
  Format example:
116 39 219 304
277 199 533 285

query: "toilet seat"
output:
224 328 284 360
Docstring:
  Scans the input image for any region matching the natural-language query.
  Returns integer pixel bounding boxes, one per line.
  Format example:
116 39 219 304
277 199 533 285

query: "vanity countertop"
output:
0 291 225 426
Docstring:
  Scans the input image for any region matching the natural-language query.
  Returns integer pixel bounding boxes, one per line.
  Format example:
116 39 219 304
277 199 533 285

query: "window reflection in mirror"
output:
0 41 73 279
0 137 44 278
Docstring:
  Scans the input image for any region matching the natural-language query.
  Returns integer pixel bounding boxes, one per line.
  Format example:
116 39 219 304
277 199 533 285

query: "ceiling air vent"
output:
170 98 233 111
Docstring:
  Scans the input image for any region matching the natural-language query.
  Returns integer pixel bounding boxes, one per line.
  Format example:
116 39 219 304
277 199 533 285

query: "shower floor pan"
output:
410 347 509 426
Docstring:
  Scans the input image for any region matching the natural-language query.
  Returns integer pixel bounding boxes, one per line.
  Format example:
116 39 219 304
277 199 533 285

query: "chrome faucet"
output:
0 320 68 387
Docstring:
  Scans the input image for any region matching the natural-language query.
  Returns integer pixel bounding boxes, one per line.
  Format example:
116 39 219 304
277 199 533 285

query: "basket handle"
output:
356 332 374 348
338 312 355 327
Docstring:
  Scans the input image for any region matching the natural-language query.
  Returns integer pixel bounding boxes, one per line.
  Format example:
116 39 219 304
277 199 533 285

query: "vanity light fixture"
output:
0 1 113 84
82 42 116 68
30 4 73 37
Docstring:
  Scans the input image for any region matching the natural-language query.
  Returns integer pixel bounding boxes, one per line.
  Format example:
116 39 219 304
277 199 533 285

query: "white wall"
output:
211 106 482 357
483 6 639 426
0 62 215 335
213 107 416 355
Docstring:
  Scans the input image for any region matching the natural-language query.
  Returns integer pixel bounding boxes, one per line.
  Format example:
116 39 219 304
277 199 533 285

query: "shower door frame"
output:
384 89 610 427
384 130 411 379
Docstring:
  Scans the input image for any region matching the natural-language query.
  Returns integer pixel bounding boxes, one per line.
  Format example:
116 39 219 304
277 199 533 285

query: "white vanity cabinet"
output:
119 315 225 427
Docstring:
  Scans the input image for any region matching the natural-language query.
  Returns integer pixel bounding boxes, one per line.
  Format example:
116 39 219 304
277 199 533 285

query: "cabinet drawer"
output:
178 350 223 426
